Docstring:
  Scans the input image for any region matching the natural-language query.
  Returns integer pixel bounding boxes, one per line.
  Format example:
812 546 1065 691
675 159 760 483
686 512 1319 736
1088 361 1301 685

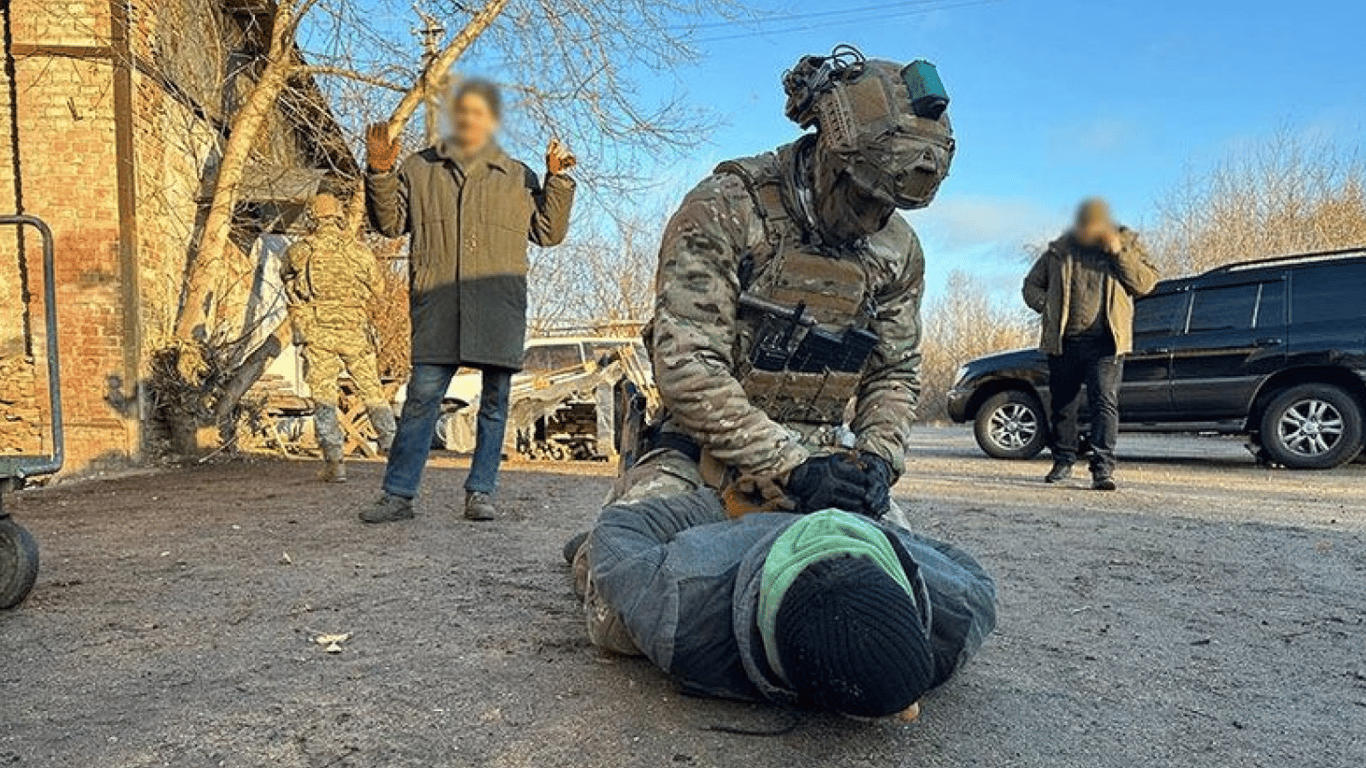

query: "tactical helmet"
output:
783 46 955 210
308 192 344 223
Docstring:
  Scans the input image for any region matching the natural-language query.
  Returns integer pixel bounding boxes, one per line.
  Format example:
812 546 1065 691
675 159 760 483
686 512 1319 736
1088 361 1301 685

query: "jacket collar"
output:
432 139 513 174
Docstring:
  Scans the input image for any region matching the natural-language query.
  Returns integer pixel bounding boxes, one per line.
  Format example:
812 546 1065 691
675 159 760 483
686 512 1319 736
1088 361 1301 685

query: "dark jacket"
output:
587 490 997 703
1022 229 1158 356
367 141 575 369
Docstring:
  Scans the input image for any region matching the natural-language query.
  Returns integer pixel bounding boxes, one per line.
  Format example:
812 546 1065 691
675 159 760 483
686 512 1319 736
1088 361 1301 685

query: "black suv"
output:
947 249 1366 469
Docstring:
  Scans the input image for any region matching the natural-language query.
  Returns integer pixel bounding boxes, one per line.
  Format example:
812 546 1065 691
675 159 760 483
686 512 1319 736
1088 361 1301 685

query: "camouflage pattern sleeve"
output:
651 174 811 477
355 239 382 304
850 229 926 479
280 240 309 303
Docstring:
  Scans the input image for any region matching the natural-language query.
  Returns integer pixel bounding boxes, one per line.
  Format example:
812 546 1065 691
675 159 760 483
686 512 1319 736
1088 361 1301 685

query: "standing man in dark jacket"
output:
1023 198 1157 491
571 490 996 719
362 80 576 523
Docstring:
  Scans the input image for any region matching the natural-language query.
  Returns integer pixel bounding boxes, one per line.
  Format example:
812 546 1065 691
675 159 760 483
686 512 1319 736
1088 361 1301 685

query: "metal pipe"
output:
0 215 63 479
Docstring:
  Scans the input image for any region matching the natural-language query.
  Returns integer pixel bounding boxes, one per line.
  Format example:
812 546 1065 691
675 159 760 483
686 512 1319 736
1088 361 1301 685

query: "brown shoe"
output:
317 460 347 483
464 491 496 521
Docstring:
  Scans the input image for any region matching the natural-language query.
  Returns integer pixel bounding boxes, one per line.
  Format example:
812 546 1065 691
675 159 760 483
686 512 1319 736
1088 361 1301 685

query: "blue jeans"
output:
382 363 514 499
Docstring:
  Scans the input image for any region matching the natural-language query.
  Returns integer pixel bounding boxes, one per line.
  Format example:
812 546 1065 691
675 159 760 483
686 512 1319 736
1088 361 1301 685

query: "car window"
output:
1253 280 1286 329
1132 292 1187 338
1292 263 1366 325
523 343 584 374
1187 284 1258 333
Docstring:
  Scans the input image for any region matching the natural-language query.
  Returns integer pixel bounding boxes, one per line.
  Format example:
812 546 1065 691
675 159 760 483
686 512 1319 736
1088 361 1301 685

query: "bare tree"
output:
528 212 660 335
145 0 744 447
177 0 510 349
917 269 1036 423
1149 129 1366 275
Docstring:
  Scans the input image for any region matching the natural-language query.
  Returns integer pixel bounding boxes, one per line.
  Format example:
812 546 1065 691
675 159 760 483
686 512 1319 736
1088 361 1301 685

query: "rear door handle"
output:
1138 347 1171 355
1254 337 1283 347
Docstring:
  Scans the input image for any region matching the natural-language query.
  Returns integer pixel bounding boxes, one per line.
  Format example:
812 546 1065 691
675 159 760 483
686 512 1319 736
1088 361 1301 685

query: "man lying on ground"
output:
568 490 996 720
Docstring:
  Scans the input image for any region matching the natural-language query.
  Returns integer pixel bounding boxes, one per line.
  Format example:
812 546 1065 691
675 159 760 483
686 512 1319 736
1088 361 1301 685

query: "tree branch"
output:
294 65 405 92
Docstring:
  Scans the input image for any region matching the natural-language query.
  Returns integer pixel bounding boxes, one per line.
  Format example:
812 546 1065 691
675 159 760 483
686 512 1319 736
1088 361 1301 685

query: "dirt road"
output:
2 428 1363 767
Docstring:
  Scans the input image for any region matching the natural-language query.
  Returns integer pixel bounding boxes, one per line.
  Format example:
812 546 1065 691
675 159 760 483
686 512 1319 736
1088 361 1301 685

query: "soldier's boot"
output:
464 491 496 521
367 403 397 455
359 493 415 524
317 443 347 483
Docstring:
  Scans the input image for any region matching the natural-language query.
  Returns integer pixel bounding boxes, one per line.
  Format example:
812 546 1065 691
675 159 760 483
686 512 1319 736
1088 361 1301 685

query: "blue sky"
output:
626 0 1366 301
341 0 1366 303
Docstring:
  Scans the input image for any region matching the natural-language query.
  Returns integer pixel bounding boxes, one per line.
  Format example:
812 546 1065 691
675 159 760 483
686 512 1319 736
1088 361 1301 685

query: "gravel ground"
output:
1 427 1363 767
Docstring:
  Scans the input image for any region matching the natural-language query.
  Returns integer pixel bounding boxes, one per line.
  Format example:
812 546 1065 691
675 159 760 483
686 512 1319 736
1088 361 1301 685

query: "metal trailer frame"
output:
0 215 63 608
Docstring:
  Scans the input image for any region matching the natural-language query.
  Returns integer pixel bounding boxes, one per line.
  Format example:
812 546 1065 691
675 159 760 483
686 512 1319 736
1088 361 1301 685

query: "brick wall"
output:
0 7 43 455
0 1 135 470
0 0 350 476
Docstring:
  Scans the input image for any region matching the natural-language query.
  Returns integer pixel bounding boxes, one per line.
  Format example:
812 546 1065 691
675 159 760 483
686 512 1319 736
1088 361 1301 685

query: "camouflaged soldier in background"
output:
611 47 955 512
281 193 398 482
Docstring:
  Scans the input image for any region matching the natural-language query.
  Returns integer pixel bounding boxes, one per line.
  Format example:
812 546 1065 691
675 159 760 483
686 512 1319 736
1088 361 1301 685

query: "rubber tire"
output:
0 517 40 609
1259 383 1365 470
973 390 1049 460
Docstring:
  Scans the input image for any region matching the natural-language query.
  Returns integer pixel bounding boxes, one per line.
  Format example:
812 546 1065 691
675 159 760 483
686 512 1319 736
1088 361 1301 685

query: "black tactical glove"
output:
785 454 871 517
785 452 895 520
857 451 894 520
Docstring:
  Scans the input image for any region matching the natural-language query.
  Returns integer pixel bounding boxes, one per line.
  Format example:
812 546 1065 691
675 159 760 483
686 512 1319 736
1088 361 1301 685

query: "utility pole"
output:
413 4 447 146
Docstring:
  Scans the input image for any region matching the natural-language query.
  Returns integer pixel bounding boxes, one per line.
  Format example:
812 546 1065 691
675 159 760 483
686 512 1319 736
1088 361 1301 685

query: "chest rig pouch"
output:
716 156 880 426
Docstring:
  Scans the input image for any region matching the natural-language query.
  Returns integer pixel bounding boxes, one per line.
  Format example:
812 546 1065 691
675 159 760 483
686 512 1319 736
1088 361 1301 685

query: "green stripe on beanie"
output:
774 556 934 717
757 510 916 684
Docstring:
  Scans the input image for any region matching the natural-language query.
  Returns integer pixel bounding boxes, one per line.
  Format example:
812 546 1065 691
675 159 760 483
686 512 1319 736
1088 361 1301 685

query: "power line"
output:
691 0 1005 44
676 0 993 32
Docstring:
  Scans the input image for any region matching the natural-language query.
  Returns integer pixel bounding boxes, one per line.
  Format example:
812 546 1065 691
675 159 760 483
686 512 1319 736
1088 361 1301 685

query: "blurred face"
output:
1075 198 1114 237
451 92 499 154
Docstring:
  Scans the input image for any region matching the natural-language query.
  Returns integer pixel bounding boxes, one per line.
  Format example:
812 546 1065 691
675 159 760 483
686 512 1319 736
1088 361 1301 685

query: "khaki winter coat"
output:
1022 229 1158 356
367 141 575 369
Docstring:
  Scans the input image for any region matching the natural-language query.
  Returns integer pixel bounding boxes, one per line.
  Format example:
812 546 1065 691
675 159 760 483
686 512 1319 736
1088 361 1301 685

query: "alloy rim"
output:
1277 398 1345 457
989 403 1039 450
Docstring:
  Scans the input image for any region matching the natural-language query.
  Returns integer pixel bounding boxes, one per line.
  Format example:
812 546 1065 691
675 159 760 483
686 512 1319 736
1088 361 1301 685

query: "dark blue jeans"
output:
1048 334 1124 475
382 363 514 499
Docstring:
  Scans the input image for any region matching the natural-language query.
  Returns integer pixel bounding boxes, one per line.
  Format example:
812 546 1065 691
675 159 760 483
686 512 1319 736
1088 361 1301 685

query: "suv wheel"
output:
974 390 1048 460
1259 383 1364 470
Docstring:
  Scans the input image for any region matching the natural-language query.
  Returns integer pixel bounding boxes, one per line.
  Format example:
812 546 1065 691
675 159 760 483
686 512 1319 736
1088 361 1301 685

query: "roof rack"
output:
1210 245 1366 274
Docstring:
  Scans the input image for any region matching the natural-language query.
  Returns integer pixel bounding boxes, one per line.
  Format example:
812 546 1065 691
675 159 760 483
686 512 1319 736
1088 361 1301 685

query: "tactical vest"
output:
714 152 878 427
291 227 371 323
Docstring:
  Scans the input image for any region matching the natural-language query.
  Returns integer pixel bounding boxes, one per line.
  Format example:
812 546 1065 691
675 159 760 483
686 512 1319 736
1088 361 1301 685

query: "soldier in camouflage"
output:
612 47 954 514
281 193 398 482
568 46 959 658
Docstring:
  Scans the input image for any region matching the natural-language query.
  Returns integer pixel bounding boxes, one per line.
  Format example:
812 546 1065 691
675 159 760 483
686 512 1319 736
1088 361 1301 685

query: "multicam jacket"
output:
280 221 381 343
650 137 925 479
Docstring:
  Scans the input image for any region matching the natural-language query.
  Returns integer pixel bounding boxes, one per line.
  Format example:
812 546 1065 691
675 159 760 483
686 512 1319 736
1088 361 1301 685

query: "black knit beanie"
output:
773 554 933 717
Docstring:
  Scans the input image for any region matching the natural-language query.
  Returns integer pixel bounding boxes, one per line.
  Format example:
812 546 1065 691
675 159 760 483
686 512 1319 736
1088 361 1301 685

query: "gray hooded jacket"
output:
587 490 997 703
